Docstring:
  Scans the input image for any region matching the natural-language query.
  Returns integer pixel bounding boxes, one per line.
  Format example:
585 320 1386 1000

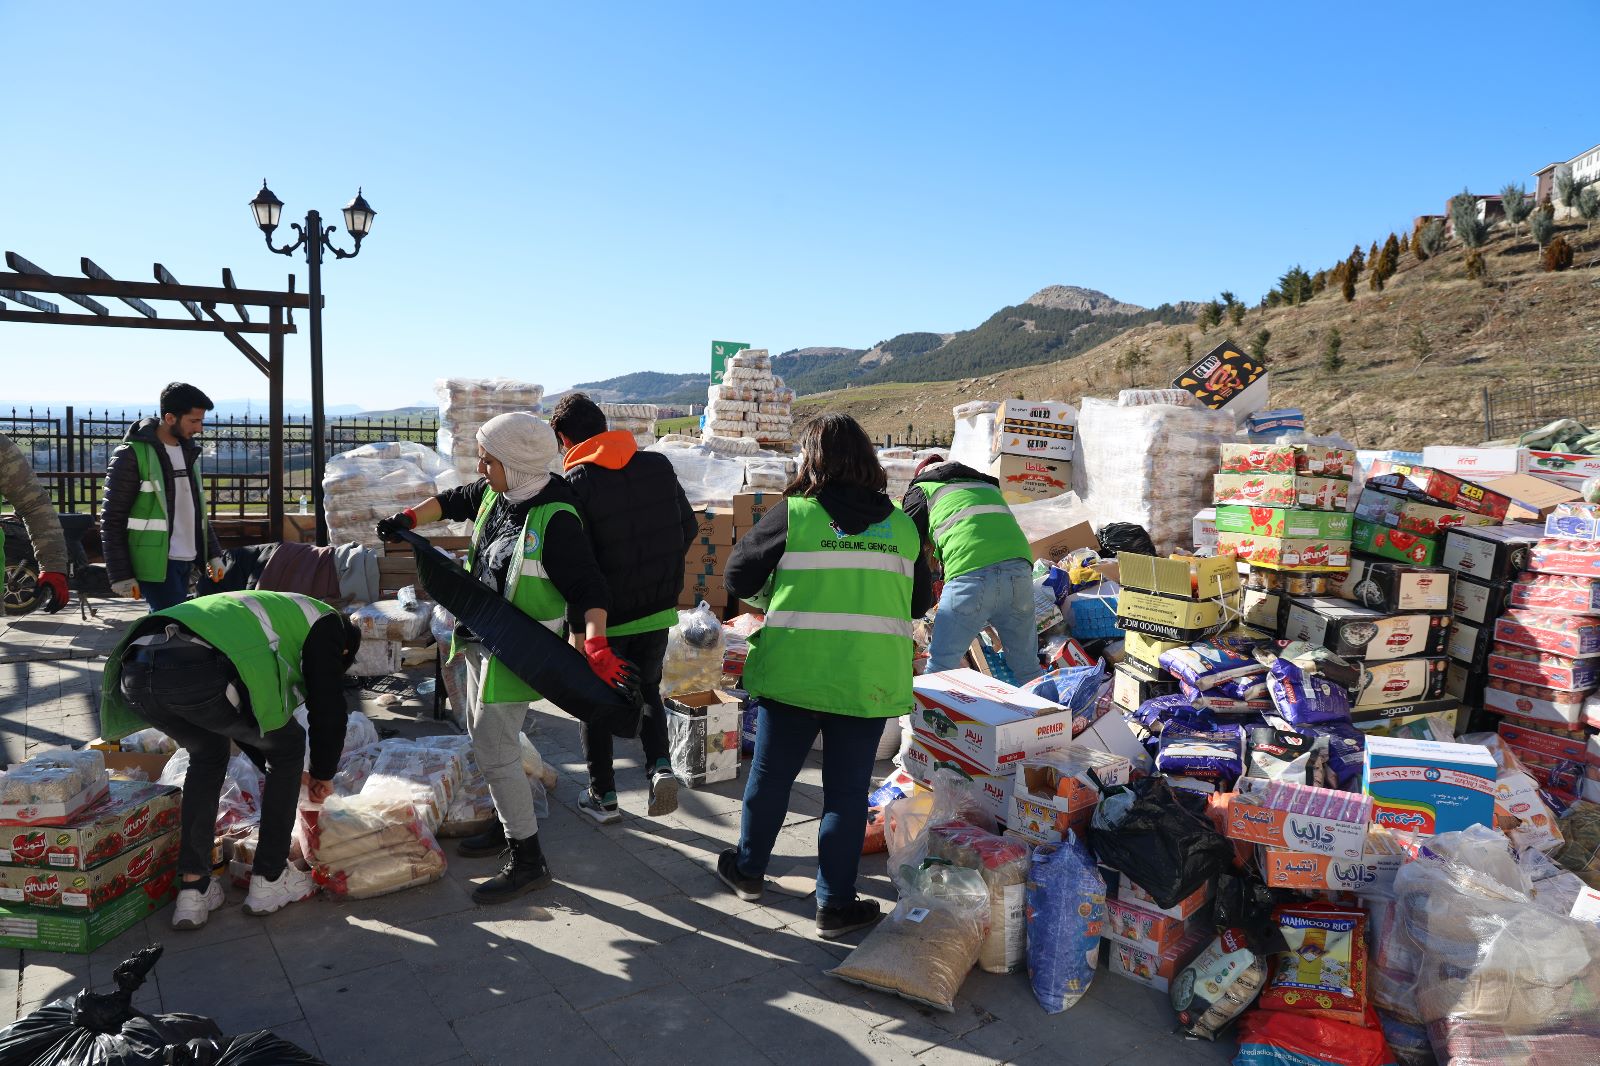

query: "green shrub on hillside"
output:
1502 183 1533 233
1530 205 1556 249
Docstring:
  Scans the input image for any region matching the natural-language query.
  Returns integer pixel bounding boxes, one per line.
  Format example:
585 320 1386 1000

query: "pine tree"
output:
1529 204 1556 249
1502 183 1533 234
1277 266 1313 307
1417 219 1445 258
1400 232 1411 254
1349 244 1365 271
1383 232 1400 266
1250 329 1271 362
1450 189 1489 249
1321 328 1345 372
1227 302 1245 326
1341 261 1357 302
1368 240 1378 262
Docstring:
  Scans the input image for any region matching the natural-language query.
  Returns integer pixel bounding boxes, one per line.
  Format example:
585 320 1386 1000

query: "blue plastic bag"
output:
1025 833 1105 1014
1022 662 1105 716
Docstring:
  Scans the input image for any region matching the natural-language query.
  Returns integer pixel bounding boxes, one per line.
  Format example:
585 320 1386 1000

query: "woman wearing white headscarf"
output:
378 412 623 903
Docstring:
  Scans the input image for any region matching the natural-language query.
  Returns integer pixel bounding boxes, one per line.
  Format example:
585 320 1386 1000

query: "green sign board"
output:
711 340 750 385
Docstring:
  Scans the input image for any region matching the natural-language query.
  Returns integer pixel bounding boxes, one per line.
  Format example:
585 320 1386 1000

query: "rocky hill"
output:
1023 285 1145 315
796 221 1600 450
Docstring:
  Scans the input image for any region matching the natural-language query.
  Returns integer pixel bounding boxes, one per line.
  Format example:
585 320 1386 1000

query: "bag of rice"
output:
928 821 1031 974
1025 832 1105 1013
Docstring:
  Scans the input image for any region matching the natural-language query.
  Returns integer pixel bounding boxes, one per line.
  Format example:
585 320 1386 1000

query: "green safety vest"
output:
922 478 1030 581
450 490 576 704
743 497 918 718
100 590 336 742
125 440 211 583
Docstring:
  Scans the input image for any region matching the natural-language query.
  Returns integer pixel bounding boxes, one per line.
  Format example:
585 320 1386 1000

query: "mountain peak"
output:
1023 285 1145 316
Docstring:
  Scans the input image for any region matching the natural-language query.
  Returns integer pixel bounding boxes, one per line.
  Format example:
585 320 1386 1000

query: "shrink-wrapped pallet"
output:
703 349 793 445
322 440 465 549
434 376 546 478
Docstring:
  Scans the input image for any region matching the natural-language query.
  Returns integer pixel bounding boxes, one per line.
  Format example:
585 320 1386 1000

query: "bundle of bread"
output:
598 402 659 448
322 441 466 549
435 376 546 479
306 779 446 899
704 349 793 444
0 749 108 813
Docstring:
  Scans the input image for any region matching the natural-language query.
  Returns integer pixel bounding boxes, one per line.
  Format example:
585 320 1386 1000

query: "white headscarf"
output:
477 412 556 504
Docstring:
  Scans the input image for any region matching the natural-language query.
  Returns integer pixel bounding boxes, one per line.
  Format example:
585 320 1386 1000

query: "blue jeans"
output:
736 702 886 909
142 559 196 613
927 557 1042 683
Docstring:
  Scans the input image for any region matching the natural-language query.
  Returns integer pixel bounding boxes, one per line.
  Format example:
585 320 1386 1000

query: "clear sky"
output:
2 1 1592 412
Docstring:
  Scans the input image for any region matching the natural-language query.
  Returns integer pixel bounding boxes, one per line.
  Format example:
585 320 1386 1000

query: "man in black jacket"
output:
101 382 225 612
550 393 698 823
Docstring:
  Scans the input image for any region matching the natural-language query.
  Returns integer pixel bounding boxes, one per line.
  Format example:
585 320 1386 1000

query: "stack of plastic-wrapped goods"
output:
434 377 546 481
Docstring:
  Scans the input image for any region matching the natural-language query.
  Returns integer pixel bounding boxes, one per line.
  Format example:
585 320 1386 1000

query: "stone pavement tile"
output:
268 1019 323 1058
452 990 621 1066
390 911 555 1021
699 966 924 1066
540 830 681 904
652 918 790 993
913 1041 1017 1066
581 984 770 1066
154 901 268 956
18 952 90 1013
1086 971 1184 1033
1000 998 1157 1066
483 905 677 1012
339 869 478 927
267 903 405 987
158 933 304 1033
298 960 465 1066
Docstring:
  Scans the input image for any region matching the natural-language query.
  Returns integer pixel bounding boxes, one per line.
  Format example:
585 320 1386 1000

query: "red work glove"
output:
583 637 639 694
38 571 69 613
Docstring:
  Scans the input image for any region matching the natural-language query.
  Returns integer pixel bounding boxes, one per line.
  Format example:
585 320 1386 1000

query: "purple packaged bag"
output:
1158 638 1265 692
1264 656 1352 726
1155 723 1245 786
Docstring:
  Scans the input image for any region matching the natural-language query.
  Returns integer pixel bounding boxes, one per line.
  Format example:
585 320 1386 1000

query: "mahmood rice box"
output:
1361 736 1497 834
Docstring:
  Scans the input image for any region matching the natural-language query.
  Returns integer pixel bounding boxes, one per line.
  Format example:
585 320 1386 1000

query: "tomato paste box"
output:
1259 826 1405 895
1362 736 1497 835
1106 929 1209 993
911 669 1077 772
1103 896 1204 955
1214 473 1349 511
0 829 178 910
0 783 180 870
1528 538 1600 579
1509 572 1600 614
1494 610 1600 658
1222 778 1373 860
1115 878 1211 921
1365 462 1513 520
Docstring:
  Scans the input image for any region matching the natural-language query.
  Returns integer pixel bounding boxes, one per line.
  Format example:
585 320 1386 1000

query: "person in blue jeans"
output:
902 455 1042 684
716 414 934 939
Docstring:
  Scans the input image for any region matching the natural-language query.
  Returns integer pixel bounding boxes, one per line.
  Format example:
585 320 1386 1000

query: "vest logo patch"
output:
523 530 541 555
830 519 894 542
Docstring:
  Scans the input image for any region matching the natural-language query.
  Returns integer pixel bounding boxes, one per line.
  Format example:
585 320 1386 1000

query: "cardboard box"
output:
1009 746 1132 842
0 830 178 909
664 691 742 787
1115 589 1236 642
1496 719 1592 764
1241 589 1284 631
900 736 1012 827
350 637 401 676
1193 508 1218 550
1347 696 1461 725
1451 575 1509 626
1441 523 1545 583
0 871 176 952
690 507 735 545
994 453 1072 503
1355 706 1466 739
1487 681 1587 727
0 783 180 870
1487 644 1597 691
994 399 1077 462
1027 521 1099 565
1213 473 1350 511
1119 553 1241 599
681 572 728 608
1352 656 1450 709
1115 879 1211 921
1281 598 1451 661
0 777 109 829
1103 897 1202 955
684 543 730 576
1527 539 1600 579
1111 661 1179 711
1522 450 1600 482
1331 557 1452 613
731 492 780 529
1216 531 1351 571
1366 461 1514 520
1124 631 1184 669
1494 611 1600 657
1106 930 1208 993
1214 506 1352 540
1483 474 1582 521
1546 504 1600 541
1447 619 1494 668
101 752 173 782
1363 736 1497 835
1421 446 1526 480
1221 778 1373 860
1352 519 1440 567
1172 340 1267 411
1509 573 1600 614
1218 443 1356 479
1355 484 1499 538
910 670 1076 772
1445 659 1485 706
1259 827 1405 895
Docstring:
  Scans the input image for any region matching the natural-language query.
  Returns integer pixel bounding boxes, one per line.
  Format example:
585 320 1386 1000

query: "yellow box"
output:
1117 553 1241 600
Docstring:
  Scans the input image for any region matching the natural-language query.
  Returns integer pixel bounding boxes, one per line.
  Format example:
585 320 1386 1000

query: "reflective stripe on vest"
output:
742 496 918 718
921 477 1030 581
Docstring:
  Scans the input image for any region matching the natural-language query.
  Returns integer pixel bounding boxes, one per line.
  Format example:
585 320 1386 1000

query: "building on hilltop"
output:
1532 141 1600 217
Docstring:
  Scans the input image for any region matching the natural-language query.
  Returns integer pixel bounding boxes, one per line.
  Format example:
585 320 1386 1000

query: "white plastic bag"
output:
661 602 727 696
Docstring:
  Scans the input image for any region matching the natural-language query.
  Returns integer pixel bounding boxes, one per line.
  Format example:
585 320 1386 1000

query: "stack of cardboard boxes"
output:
991 400 1076 505
1111 554 1243 713
682 505 735 613
1438 519 1544 722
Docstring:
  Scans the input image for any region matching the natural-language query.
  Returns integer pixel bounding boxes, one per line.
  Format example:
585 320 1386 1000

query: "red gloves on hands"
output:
38 571 69 613
583 637 639 693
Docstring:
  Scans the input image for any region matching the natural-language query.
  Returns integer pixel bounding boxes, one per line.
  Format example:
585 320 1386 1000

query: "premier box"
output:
1281 598 1450 661
900 736 1013 827
910 669 1076 772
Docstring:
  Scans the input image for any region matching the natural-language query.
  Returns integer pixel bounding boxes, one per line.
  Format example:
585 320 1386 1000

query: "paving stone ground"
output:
0 602 1233 1065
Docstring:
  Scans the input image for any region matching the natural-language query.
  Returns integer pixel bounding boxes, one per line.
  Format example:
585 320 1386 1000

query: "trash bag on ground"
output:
1088 774 1234 909
1025 833 1105 1014
0 946 222 1066
827 861 990 1012
1095 522 1156 558
165 1030 328 1066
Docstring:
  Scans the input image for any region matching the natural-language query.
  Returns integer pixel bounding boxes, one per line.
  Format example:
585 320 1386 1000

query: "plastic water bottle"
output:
299 494 308 515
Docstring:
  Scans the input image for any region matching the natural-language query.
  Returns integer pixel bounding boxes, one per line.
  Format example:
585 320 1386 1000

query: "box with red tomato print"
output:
1353 519 1440 566
1355 484 1499 538
1214 473 1350 511
1494 611 1600 658
1218 443 1356 479
1365 462 1514 520
0 871 178 952
0 829 177 909
0 783 179 870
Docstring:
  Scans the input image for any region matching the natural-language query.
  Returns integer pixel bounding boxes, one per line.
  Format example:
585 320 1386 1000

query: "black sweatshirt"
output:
724 486 934 616
900 460 1002 547
434 476 610 619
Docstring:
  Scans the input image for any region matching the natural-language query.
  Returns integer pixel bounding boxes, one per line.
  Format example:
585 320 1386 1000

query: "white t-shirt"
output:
164 443 198 561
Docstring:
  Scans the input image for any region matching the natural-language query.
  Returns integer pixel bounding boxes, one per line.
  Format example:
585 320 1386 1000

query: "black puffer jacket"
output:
101 418 223 584
561 431 698 628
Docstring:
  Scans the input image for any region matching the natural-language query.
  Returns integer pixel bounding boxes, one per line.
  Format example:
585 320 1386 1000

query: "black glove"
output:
376 509 417 543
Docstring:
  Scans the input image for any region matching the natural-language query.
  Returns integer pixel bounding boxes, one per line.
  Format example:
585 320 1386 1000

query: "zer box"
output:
1365 461 1513 519
910 669 1076 773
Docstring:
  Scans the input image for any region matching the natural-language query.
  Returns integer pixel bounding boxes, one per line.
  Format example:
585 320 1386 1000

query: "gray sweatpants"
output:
461 643 540 840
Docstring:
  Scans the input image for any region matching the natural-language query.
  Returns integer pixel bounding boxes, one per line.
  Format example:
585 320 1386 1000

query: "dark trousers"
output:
120 645 305 881
579 628 671 796
141 559 195 613
736 702 885 909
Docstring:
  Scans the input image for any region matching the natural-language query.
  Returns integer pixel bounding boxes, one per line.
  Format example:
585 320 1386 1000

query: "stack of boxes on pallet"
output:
991 400 1077 505
679 491 783 617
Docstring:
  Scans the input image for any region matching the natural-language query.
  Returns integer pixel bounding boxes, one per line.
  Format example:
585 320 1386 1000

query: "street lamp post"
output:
249 180 375 546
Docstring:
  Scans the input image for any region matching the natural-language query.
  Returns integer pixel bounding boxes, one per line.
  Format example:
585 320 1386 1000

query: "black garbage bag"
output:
1095 522 1156 558
166 1030 327 1066
1088 775 1234 909
1213 872 1291 955
0 946 222 1066
396 528 642 737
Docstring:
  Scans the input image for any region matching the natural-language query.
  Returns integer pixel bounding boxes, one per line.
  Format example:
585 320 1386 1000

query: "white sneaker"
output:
242 865 317 916
171 880 225 930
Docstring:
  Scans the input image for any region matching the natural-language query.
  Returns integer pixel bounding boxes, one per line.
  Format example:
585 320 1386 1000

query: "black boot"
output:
456 821 506 859
472 834 552 904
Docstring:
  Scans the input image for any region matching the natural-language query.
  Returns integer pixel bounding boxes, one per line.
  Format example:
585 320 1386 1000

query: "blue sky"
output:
2 2 1593 411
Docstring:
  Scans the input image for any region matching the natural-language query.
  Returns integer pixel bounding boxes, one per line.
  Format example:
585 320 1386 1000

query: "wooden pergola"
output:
0 253 314 537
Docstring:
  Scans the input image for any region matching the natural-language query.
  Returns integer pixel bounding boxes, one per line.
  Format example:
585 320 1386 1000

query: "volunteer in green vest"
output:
716 413 933 940
377 411 618 904
100 382 226 612
902 454 1042 684
101 590 362 930
1 430 70 612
